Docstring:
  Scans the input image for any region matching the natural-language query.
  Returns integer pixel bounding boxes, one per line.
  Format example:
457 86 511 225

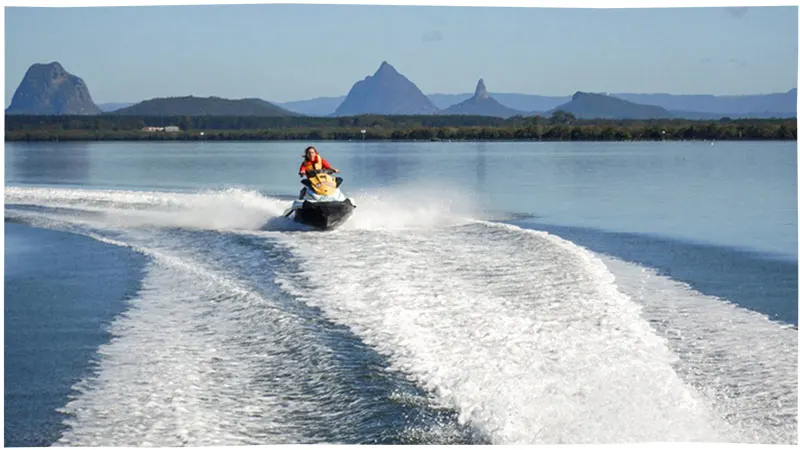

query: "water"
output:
4 140 797 445
4 222 146 446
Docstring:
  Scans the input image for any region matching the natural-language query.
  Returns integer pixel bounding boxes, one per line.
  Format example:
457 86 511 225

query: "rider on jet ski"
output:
298 146 339 199
285 145 355 230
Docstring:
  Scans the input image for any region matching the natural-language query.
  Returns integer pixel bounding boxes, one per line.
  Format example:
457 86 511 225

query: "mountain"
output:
111 96 298 116
333 61 439 116
276 92 547 117
612 89 797 117
433 91 796 117
278 96 346 116
438 79 524 118
6 62 102 115
552 92 674 119
427 93 473 109
429 93 569 113
97 102 134 112
269 88 797 119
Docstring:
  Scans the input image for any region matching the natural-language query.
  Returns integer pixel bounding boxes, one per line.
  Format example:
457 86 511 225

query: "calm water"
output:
4 140 798 445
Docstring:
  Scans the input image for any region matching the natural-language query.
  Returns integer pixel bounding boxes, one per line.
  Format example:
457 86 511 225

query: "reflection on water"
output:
475 142 486 189
346 142 421 187
6 142 91 185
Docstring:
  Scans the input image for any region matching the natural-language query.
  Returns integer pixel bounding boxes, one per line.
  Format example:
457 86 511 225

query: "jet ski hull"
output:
293 199 355 230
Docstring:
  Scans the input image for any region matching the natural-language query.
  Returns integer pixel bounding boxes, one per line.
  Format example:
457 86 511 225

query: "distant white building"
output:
142 126 181 132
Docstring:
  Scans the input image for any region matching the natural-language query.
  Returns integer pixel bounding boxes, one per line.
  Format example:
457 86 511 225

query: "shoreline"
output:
6 115 796 142
7 137 796 142
6 133 797 143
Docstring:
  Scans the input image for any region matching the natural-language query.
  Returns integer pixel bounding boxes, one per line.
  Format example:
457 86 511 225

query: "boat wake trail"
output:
5 186 796 445
274 222 750 444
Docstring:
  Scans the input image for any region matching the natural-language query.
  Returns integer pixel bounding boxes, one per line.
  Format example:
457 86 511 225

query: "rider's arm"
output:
320 158 339 172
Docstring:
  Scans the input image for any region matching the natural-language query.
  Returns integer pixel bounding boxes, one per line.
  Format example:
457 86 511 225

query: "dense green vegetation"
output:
5 113 796 141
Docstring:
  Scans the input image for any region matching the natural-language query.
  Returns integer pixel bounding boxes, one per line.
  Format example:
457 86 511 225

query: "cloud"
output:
422 30 442 43
725 7 749 18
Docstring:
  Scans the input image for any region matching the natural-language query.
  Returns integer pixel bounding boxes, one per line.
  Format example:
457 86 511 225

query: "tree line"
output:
5 113 796 141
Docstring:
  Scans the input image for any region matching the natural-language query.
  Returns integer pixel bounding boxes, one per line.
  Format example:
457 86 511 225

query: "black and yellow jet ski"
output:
283 169 356 230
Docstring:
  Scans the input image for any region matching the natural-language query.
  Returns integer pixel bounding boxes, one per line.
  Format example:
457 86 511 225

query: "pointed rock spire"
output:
439 78 522 118
474 78 489 100
375 61 399 77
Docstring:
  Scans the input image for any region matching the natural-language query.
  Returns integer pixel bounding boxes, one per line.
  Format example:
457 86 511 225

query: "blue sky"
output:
4 2 798 105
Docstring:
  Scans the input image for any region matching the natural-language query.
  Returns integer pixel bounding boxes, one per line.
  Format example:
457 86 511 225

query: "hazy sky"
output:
4 1 798 105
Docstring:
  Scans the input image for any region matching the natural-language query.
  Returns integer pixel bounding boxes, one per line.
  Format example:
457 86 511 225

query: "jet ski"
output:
283 169 356 230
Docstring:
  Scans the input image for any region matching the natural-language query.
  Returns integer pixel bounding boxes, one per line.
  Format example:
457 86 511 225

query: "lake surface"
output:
4 140 797 445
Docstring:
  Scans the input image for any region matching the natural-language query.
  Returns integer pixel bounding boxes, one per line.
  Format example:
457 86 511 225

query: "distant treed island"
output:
6 114 796 142
5 61 797 142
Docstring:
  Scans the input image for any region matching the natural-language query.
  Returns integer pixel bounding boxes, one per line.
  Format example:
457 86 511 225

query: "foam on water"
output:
6 186 796 445
5 188 481 445
338 184 482 230
272 221 748 444
602 256 797 444
5 185 479 232
48 238 314 445
52 238 412 445
6 186 289 231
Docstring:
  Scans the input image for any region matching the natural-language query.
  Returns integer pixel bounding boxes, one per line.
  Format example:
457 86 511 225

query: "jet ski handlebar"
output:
305 169 339 177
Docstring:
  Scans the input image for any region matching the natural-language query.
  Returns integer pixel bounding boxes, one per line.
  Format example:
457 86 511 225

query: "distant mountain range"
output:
279 87 797 119
613 90 798 116
428 93 569 113
98 102 134 112
7 61 797 120
275 96 343 117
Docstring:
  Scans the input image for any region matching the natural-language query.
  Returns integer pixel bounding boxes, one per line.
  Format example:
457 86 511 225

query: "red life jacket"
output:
299 155 331 174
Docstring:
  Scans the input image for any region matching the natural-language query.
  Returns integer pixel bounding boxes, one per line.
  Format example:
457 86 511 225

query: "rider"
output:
298 146 339 199
299 146 339 177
